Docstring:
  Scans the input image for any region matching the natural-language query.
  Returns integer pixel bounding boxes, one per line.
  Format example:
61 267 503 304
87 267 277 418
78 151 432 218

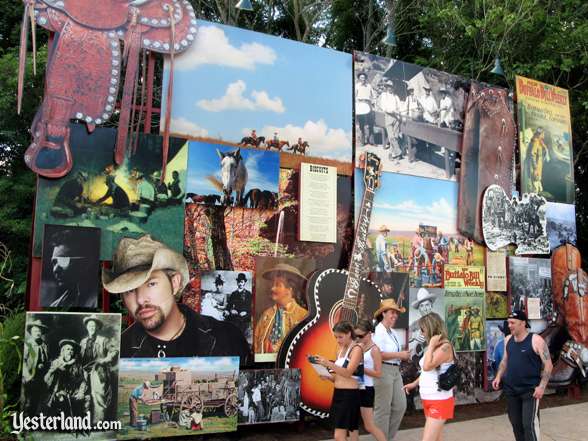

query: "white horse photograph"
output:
186 141 280 208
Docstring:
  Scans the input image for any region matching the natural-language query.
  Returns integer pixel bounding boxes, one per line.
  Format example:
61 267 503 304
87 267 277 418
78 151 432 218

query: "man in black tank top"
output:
492 311 553 441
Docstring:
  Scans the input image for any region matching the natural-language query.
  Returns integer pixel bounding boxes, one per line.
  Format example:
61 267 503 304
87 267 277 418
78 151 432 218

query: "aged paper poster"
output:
443 265 485 290
299 163 337 243
486 249 507 292
516 76 574 203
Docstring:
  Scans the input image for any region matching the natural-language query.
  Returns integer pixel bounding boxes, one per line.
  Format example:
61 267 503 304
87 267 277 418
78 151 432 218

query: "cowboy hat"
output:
59 339 80 351
411 288 437 308
83 314 103 329
102 235 189 297
439 86 448 93
423 84 432 90
373 298 406 319
262 263 307 283
26 319 48 333
236 273 248 282
378 225 390 233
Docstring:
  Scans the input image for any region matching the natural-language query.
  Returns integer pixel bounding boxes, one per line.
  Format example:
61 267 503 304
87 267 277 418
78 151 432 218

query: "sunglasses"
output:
355 333 367 339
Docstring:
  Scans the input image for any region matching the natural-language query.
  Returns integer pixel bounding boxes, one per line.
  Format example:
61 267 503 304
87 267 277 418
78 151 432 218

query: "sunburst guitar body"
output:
277 152 383 417
276 269 382 417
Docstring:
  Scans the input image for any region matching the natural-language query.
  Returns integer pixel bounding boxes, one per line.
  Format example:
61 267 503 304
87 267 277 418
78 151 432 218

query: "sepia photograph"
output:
21 312 120 424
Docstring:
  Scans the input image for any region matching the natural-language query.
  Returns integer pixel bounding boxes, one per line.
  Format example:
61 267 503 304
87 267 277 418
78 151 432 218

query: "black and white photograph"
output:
408 287 445 359
508 257 553 319
546 202 577 251
237 369 301 425
482 184 549 255
354 51 468 180
21 312 121 425
200 270 254 346
40 224 101 308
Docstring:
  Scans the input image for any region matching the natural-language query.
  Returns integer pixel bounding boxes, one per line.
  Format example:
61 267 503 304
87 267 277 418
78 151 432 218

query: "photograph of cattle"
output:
186 141 280 208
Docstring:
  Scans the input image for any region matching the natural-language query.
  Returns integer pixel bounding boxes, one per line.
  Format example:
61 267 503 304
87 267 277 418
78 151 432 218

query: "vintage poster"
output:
482 184 549 255
253 257 316 362
445 289 486 352
33 124 187 260
443 266 485 290
299 163 337 243
21 312 121 428
117 357 239 439
486 249 507 292
186 141 280 208
516 76 575 204
355 172 483 288
40 224 101 308
408 287 445 360
237 369 301 425
485 320 507 390
486 291 509 319
509 256 553 319
354 52 468 180
199 271 253 347
163 20 352 169
546 202 577 251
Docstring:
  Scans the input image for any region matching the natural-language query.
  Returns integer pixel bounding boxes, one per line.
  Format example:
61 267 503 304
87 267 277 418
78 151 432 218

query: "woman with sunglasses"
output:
403 312 455 441
354 319 387 441
315 321 363 441
372 298 410 440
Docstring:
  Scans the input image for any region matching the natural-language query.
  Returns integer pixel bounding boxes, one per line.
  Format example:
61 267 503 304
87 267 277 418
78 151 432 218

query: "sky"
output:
355 171 458 234
120 357 239 373
163 20 353 161
187 141 280 196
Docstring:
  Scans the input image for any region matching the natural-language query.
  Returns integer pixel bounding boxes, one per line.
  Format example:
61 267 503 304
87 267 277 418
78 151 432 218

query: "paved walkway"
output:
322 402 588 441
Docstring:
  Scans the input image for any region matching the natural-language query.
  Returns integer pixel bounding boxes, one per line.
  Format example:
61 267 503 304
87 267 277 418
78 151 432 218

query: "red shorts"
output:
422 397 455 420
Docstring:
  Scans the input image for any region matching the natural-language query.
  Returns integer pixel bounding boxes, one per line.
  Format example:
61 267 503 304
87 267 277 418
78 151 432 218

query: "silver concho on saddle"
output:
18 0 197 178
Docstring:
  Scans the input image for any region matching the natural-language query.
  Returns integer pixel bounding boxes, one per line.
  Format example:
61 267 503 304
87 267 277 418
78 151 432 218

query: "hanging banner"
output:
516 76 575 204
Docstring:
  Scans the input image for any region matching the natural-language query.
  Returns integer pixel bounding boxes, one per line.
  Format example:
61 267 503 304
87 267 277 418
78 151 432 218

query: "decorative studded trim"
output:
139 0 197 53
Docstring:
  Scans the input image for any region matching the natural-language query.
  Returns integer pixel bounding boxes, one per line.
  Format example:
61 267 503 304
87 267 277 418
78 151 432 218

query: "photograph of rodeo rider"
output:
103 235 250 364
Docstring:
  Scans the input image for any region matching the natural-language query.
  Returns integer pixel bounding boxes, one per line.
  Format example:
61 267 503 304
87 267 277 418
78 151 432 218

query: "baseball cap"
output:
508 310 530 328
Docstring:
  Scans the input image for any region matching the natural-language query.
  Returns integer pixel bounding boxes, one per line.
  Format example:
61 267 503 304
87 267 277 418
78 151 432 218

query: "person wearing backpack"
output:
403 312 456 441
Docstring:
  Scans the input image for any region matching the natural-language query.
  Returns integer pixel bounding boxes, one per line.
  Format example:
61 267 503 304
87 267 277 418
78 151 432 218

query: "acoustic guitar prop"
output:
276 152 383 418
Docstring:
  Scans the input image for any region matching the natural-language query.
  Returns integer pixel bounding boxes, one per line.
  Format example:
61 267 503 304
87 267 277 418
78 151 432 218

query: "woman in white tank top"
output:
403 312 455 441
354 319 387 441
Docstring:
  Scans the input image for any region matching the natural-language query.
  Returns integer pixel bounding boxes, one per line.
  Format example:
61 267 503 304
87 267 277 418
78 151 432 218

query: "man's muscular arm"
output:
533 335 553 399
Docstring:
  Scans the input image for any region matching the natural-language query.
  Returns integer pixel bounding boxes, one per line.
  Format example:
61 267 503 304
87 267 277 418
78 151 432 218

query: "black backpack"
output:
437 347 461 391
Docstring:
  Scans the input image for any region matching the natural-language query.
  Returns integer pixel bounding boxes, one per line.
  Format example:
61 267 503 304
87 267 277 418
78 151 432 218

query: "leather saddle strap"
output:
18 1 37 114
160 5 177 183
115 10 142 165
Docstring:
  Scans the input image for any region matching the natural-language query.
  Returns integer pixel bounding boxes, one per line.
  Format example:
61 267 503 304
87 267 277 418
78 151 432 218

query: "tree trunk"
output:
205 206 233 270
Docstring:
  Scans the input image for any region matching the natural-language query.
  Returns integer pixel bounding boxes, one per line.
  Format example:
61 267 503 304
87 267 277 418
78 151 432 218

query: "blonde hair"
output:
418 312 449 343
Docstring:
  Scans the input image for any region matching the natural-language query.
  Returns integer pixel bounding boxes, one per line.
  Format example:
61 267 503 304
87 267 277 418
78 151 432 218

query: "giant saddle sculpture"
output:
19 0 196 178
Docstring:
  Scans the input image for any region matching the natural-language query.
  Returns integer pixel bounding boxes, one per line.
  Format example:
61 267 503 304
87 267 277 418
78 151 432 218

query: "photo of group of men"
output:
354 52 467 181
22 312 120 424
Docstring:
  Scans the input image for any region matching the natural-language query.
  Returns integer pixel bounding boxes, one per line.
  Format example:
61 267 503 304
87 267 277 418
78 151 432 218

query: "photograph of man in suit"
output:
226 273 253 344
22 319 49 415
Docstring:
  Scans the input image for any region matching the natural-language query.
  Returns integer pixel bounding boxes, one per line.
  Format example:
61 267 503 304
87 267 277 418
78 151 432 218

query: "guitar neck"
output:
342 186 375 311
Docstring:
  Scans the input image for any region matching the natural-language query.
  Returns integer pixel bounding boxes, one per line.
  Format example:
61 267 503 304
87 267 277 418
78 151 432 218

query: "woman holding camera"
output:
316 321 363 441
403 312 455 441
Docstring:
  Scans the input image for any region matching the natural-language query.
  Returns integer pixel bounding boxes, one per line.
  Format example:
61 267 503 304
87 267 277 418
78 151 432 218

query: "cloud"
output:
253 119 352 160
243 151 278 192
169 117 209 137
198 80 285 113
175 25 276 71
373 197 457 233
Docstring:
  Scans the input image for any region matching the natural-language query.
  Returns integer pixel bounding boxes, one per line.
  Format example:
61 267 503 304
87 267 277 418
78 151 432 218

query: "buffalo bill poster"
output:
516 76 574 204
444 266 486 352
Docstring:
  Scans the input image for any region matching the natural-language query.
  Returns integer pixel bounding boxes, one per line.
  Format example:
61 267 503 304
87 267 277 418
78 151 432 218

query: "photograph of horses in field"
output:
186 141 280 208
162 20 352 165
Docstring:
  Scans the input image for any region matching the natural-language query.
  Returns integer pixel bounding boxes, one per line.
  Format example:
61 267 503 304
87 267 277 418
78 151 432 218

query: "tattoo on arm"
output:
539 343 552 388
542 347 550 362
